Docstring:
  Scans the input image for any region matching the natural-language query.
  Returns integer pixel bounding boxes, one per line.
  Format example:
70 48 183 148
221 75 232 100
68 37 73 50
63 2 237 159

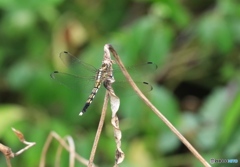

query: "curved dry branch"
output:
39 132 96 167
107 44 211 167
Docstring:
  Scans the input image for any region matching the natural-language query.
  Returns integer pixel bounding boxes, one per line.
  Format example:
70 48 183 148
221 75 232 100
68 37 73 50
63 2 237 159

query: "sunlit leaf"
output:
157 130 180 153
0 105 25 135
218 91 240 149
197 14 233 54
149 85 180 130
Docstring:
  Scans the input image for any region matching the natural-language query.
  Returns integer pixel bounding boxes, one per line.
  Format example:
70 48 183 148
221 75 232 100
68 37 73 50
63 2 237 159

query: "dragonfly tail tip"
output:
79 112 84 116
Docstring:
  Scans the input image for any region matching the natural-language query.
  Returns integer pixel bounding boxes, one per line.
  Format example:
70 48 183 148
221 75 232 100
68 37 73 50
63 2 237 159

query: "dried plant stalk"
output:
40 132 96 167
0 128 36 167
89 44 123 166
107 44 211 167
0 143 13 167
55 136 75 167
103 45 124 166
88 92 108 167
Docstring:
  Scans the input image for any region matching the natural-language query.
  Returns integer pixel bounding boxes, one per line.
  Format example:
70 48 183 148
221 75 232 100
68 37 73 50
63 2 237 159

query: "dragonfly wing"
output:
50 71 96 92
111 62 157 95
113 62 158 81
59 51 97 77
112 81 153 96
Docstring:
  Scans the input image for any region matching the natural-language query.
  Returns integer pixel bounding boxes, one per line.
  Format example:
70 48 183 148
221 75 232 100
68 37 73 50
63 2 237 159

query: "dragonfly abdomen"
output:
80 84 101 115
79 69 103 115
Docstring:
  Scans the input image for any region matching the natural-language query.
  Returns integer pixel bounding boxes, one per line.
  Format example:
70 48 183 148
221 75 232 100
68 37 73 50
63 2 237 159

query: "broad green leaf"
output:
149 86 180 130
197 14 233 54
218 91 240 149
0 104 25 135
157 130 180 153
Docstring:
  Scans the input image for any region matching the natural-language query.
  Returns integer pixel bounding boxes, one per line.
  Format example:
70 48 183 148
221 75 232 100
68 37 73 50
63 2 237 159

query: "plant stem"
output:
107 44 211 167
88 92 109 167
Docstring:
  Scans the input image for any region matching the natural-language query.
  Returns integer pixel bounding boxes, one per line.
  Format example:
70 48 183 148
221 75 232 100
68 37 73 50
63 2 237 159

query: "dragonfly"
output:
50 51 157 115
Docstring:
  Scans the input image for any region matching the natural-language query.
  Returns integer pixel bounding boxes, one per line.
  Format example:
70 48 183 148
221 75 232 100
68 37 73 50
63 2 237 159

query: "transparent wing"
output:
59 51 97 77
50 71 96 92
112 61 157 94
113 62 158 80
112 81 153 96
52 51 157 94
51 51 98 92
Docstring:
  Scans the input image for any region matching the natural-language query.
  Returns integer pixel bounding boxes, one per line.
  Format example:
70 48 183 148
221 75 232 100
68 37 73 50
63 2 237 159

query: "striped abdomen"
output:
79 69 103 115
79 81 101 115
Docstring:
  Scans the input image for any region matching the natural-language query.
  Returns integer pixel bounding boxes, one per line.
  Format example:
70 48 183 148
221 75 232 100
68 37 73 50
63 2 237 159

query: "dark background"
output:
0 0 240 166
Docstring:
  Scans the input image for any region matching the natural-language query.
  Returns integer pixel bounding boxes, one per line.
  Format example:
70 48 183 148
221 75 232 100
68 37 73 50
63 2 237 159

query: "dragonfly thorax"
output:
97 63 115 90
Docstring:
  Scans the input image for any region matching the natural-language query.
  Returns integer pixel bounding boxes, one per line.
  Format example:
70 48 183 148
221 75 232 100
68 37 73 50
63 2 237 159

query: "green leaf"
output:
157 130 180 153
197 14 233 54
218 91 240 149
198 87 228 122
149 86 180 130
0 104 25 135
197 87 229 149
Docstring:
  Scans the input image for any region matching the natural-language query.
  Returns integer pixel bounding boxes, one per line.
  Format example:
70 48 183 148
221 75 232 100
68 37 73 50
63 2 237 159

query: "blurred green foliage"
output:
0 0 240 166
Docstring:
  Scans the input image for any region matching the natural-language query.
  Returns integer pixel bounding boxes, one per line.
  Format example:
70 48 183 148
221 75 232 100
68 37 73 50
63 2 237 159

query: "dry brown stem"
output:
107 44 211 167
39 131 97 167
88 92 109 167
0 128 36 167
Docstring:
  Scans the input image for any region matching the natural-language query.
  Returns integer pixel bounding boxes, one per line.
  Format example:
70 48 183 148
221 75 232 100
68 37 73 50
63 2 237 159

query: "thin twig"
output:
55 136 75 167
39 132 54 167
88 92 109 167
0 128 35 167
39 132 95 167
11 128 36 156
67 136 76 167
0 143 13 167
107 44 211 167
55 142 62 167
